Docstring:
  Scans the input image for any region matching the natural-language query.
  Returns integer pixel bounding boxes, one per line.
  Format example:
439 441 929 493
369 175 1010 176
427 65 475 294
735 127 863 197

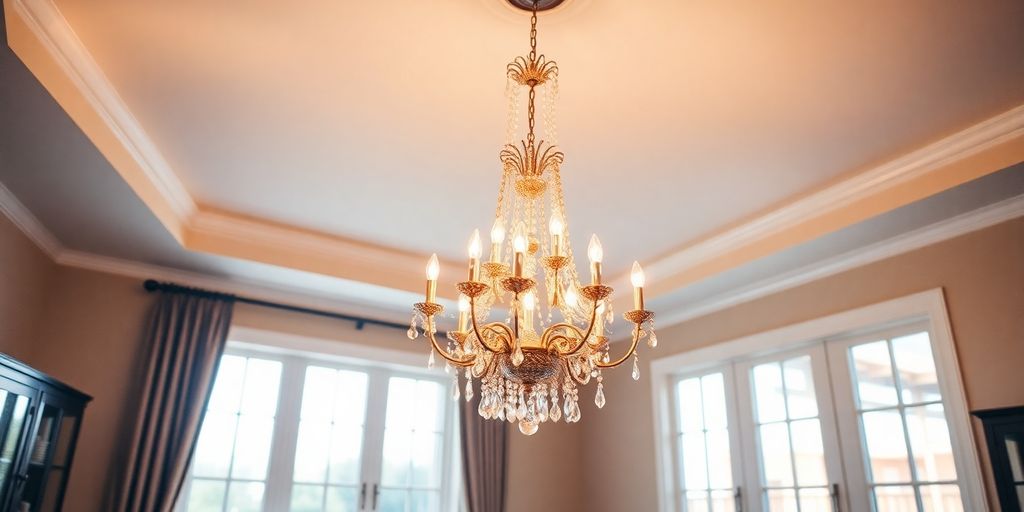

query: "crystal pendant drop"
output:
465 377 474 401
518 419 538 436
407 316 419 340
452 376 461 402
444 361 451 374
595 383 606 409
549 398 561 422
512 344 525 366
648 329 658 348
427 350 435 370
632 355 640 381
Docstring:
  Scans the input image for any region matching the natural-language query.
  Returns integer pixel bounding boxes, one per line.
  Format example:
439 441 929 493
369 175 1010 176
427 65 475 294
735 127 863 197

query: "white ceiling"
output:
47 0 1024 273
2 0 1024 328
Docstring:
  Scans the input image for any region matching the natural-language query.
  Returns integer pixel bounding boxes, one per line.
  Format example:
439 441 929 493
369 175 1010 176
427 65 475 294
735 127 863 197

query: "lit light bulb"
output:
565 287 578 307
523 292 536 311
631 261 646 287
468 229 482 259
548 214 564 236
513 234 527 254
426 254 440 280
491 219 505 244
588 235 603 263
458 294 470 312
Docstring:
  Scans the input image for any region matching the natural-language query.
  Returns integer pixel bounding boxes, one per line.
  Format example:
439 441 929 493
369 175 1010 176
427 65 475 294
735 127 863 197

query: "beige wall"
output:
582 217 1024 512
0 213 56 361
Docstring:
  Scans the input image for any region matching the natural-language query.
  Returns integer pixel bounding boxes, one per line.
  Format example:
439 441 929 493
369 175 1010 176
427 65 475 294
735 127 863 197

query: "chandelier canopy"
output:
409 2 656 435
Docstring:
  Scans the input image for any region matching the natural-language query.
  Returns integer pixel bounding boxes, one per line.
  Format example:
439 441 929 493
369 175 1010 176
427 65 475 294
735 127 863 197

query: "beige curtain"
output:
114 289 234 512
460 394 509 512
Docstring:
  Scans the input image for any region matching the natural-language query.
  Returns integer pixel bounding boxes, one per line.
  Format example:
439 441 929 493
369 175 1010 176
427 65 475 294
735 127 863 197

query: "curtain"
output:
114 288 234 512
460 393 509 512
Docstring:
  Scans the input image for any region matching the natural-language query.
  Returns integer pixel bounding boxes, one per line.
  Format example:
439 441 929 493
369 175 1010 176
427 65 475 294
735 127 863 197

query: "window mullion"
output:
361 369 392 510
263 356 305 511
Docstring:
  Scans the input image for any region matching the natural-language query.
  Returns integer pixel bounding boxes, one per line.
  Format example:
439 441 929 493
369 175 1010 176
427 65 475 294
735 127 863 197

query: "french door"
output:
668 322 978 512
180 349 457 512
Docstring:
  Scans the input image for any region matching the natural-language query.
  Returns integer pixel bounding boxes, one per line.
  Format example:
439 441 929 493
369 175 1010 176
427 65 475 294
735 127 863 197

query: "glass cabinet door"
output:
0 376 36 512
19 394 83 512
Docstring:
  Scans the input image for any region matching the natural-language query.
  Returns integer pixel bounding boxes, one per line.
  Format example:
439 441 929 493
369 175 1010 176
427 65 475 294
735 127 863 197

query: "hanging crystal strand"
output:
464 368 474 402
451 372 461 402
632 354 641 381
427 349 435 370
594 371 606 408
506 381 517 423
444 361 452 374
407 311 421 340
548 382 561 422
647 320 658 348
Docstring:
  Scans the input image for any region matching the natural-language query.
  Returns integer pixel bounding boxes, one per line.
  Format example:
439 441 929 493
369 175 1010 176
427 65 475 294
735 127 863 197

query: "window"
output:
652 291 986 512
179 348 458 512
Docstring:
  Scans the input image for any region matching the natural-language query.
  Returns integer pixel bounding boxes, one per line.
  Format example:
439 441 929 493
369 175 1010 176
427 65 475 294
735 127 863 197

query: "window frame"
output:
650 288 987 512
178 326 461 512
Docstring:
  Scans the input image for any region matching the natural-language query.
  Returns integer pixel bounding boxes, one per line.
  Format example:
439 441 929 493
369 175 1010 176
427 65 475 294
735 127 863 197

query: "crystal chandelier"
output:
409 1 656 435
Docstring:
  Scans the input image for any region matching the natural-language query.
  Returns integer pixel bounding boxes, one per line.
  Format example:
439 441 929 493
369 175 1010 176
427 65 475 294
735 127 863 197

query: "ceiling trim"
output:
650 192 1024 329
0 179 61 257
5 0 1024 311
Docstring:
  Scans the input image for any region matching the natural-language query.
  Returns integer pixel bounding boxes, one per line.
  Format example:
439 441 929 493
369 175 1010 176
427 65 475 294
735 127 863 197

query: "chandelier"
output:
408 1 656 435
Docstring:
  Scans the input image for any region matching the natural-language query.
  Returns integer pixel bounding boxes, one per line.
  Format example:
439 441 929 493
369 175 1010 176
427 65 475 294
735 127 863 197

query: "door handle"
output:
372 483 380 510
734 486 743 512
829 483 841 512
359 483 367 510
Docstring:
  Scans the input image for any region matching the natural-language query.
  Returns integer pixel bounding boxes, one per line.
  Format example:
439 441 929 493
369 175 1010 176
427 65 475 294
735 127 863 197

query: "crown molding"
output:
0 180 62 258
650 193 1024 329
618 104 1024 296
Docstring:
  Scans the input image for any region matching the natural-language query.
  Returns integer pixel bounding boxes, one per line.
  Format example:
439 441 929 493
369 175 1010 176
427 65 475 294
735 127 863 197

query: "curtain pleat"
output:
114 291 234 512
461 393 509 512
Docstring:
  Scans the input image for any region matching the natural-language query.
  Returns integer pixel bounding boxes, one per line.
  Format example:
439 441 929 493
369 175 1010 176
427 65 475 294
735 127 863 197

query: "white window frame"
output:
650 288 987 512
177 326 463 512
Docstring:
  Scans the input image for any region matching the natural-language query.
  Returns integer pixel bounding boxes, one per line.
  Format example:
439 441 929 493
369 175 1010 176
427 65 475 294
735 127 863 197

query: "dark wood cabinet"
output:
0 355 90 512
974 406 1024 512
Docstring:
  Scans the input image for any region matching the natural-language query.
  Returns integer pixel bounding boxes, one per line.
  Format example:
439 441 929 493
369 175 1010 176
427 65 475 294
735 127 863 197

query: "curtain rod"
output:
142 279 410 332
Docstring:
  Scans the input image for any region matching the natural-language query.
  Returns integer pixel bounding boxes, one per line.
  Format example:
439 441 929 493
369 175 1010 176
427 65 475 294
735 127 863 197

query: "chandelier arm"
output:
425 328 476 367
482 322 515 353
562 358 590 386
548 299 599 356
472 353 499 380
596 327 642 369
469 296 513 353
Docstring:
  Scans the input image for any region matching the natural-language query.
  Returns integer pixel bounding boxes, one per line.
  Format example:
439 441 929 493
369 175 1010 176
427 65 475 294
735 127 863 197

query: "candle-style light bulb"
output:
595 300 606 336
522 291 536 330
631 261 646 311
565 287 578 307
457 294 470 332
549 214 564 256
588 235 603 284
513 234 527 253
490 219 505 263
425 253 440 303
467 229 482 281
513 234 527 277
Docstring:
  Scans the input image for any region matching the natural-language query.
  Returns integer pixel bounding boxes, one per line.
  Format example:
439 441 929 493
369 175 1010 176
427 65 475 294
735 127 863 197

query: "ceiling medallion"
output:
409 1 656 435
506 0 565 12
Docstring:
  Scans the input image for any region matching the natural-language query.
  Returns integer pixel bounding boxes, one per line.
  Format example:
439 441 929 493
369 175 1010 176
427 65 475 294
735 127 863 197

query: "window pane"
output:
905 404 957 482
187 479 226 512
328 423 364 485
226 481 264 512
862 410 912 483
334 371 369 425
685 491 709 512
753 363 786 423
873 485 916 511
231 416 274 479
681 432 708 490
783 356 818 419
709 489 736 512
797 488 830 512
706 429 732 489
701 373 727 430
414 380 443 432
209 356 246 413
379 489 407 512
410 490 440 512
920 484 963 512
766 488 797 512
294 421 331 482
193 412 237 478
412 431 442 487
385 378 416 430
382 428 413 486
240 359 282 416
290 483 324 512
892 332 942 404
325 486 359 512
302 366 339 421
677 378 704 433
851 341 899 409
790 419 827 487
759 423 794 487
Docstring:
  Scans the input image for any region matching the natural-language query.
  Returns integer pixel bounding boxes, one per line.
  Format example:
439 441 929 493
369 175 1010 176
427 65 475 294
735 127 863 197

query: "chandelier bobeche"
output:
409 2 656 435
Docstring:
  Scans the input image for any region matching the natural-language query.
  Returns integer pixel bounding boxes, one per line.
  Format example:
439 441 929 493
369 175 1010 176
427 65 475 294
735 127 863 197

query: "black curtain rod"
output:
142 279 410 332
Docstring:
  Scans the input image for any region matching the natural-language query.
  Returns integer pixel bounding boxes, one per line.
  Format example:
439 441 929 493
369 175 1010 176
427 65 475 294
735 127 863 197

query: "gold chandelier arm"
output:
425 328 476 368
545 299 599 356
470 296 513 353
562 358 590 386
596 326 642 369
